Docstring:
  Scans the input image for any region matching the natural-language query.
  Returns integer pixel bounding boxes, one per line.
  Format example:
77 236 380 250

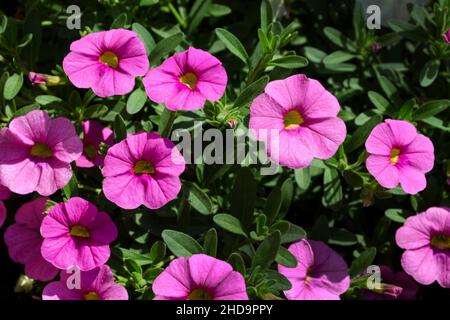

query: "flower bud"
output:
28 72 62 86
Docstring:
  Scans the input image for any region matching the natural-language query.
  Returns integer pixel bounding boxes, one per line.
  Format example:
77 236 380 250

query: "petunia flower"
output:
443 29 450 43
395 207 450 288
152 254 248 300
28 72 62 86
4 197 59 281
0 110 82 196
278 239 350 300
40 197 118 271
63 29 149 98
42 265 128 300
102 132 185 210
365 119 434 194
0 184 11 200
249 74 346 169
361 265 418 300
76 120 114 168
143 47 227 111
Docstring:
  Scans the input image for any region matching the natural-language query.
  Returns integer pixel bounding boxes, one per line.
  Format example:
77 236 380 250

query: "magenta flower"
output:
362 265 418 300
102 132 185 210
152 254 248 300
43 265 128 300
28 72 62 86
63 29 149 98
443 29 450 43
365 119 434 194
4 197 59 281
278 239 350 300
249 74 346 169
76 120 114 168
143 47 227 111
40 197 118 271
396 207 450 288
0 184 11 200
0 110 82 196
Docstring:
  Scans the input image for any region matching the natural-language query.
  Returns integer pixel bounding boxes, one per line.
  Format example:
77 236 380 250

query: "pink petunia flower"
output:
102 132 185 210
249 74 346 169
40 197 118 271
28 72 62 86
4 197 59 281
43 265 128 300
0 184 11 200
0 110 82 196
365 119 434 194
278 239 350 300
396 207 450 288
152 254 248 300
143 47 227 111
443 29 450 43
63 29 149 98
76 120 114 168
361 265 418 300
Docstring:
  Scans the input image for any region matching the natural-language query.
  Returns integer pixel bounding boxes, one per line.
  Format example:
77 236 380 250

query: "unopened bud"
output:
14 275 34 293
28 72 63 86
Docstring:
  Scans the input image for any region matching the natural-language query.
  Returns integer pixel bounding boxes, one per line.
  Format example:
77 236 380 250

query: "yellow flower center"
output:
431 234 450 249
84 292 100 300
134 160 155 175
284 110 303 129
390 147 401 165
99 51 119 68
30 143 53 158
70 225 90 238
84 145 97 160
179 72 198 90
188 288 212 300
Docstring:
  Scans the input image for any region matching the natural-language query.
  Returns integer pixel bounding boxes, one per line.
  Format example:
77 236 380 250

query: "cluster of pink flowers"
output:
0 26 446 301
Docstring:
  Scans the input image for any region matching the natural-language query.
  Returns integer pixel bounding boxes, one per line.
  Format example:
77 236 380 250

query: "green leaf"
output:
264 187 282 224
14 104 39 117
203 228 218 257
280 222 306 244
368 91 390 112
35 95 62 105
110 13 127 29
161 230 203 257
228 253 246 275
323 51 355 64
234 75 269 108
265 270 292 291
215 28 248 64
322 168 343 208
294 167 311 190
328 228 357 246
115 248 154 266
278 178 294 218
311 215 329 242
84 104 108 119
158 108 176 137
323 63 357 73
303 46 326 63
213 214 247 237
62 174 78 199
260 0 273 34
376 75 397 100
270 55 308 69
187 0 212 35
126 88 147 115
148 241 166 264
349 247 377 278
207 4 231 17
184 181 213 215
149 33 183 66
113 114 127 142
132 22 155 54
139 0 159 6
3 73 23 100
385 208 406 223
345 115 382 153
419 59 440 87
414 99 450 121
275 246 297 268
323 26 355 50
252 231 281 271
